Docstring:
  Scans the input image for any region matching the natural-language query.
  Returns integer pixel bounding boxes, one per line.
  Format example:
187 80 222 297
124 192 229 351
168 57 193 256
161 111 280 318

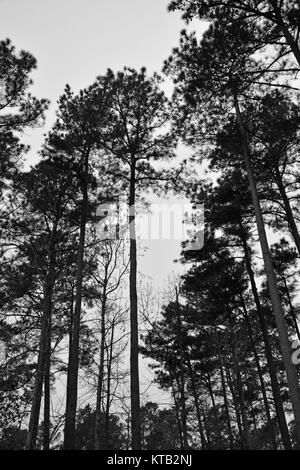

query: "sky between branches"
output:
0 0 207 286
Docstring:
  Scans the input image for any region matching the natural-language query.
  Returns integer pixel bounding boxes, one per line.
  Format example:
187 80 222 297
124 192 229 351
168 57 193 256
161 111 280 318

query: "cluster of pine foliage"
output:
1 0 300 450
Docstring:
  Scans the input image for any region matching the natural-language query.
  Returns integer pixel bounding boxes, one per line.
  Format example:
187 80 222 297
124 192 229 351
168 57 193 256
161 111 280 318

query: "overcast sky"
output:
0 0 207 286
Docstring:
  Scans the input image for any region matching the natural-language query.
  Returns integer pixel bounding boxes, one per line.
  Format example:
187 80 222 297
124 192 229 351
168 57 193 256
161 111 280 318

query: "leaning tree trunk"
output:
64 151 89 450
240 294 277 449
271 1 300 67
241 231 292 449
129 158 141 450
234 92 300 448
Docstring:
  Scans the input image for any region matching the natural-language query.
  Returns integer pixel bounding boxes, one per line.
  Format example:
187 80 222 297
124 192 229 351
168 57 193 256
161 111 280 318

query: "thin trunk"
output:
225 360 244 448
202 410 212 449
271 1 300 67
173 372 189 448
206 372 223 448
234 92 300 448
171 379 184 449
43 312 51 450
186 357 207 449
129 158 141 450
66 287 74 414
229 323 252 450
215 328 234 449
241 231 292 449
176 295 189 449
95 269 108 450
104 319 115 448
250 400 260 447
279 25 300 67
240 294 277 449
64 151 89 450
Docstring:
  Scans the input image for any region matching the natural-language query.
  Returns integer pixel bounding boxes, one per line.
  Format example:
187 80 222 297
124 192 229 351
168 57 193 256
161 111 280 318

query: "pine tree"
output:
165 18 300 446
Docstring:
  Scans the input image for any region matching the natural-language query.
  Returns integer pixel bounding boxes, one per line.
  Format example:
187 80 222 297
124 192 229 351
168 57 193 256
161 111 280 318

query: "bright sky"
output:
0 0 207 286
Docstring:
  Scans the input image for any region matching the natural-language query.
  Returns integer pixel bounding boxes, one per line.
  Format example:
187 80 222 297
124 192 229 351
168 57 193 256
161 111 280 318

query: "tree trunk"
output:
202 409 212 449
95 264 109 450
225 360 244 448
176 295 189 449
206 372 223 448
129 158 141 450
104 318 115 449
43 312 51 450
215 328 234 449
171 379 184 449
186 357 207 449
240 294 277 449
271 1 300 67
64 151 89 450
229 323 252 450
241 231 292 449
234 92 300 448
173 371 189 449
